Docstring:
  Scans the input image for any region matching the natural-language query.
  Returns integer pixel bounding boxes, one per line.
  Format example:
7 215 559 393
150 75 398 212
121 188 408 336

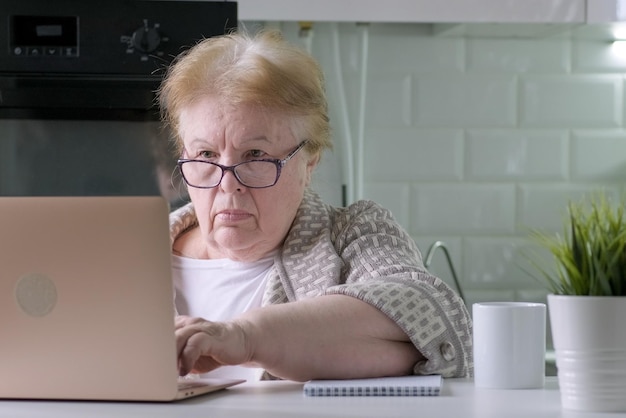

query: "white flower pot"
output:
548 294 626 412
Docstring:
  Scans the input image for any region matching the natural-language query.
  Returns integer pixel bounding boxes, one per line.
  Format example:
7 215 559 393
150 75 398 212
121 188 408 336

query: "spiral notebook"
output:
303 375 442 397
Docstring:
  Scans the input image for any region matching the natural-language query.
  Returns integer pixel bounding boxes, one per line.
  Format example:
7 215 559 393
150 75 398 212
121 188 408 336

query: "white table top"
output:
0 377 623 418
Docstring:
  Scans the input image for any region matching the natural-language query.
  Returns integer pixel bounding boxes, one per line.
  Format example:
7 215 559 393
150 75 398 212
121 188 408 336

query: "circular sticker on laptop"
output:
15 273 58 317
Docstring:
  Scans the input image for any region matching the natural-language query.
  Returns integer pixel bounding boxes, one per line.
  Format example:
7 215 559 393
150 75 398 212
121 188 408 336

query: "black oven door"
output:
0 0 236 200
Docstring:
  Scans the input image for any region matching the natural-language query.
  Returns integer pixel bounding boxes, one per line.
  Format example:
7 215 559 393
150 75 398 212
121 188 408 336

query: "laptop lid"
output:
0 196 224 401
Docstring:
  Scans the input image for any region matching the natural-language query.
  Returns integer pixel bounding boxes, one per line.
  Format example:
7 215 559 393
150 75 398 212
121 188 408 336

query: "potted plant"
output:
527 190 626 412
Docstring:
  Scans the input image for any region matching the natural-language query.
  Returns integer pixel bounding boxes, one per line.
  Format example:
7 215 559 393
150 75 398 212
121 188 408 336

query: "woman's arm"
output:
176 294 424 381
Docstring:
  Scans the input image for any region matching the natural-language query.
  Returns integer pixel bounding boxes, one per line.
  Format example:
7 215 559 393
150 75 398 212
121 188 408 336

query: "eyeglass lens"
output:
181 160 279 188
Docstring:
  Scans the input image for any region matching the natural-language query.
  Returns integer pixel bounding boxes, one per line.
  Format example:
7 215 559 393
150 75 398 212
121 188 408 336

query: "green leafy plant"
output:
527 191 626 296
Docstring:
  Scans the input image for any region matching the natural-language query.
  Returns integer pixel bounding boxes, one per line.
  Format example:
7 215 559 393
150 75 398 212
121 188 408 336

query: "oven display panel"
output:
10 15 79 57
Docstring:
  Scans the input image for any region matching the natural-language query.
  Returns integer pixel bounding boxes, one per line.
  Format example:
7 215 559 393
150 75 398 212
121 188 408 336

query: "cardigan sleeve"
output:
327 200 472 378
277 195 473 378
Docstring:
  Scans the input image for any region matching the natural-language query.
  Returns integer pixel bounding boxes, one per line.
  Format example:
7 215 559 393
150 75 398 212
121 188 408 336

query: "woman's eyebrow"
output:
238 136 272 145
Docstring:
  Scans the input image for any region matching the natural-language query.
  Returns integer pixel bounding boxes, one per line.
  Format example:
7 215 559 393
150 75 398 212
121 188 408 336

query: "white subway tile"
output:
410 184 516 234
364 74 412 127
311 148 345 208
520 75 623 127
571 130 626 181
363 182 411 229
466 129 569 180
465 290 517 308
413 236 463 295
337 23 367 74
368 27 464 74
364 128 463 181
518 184 611 231
293 22 363 74
434 23 574 39
463 237 539 289
515 289 550 303
467 38 570 73
414 75 517 127
573 40 626 73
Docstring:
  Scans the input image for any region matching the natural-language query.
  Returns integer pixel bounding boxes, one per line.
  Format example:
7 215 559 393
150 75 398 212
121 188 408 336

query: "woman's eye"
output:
248 149 266 159
198 150 217 160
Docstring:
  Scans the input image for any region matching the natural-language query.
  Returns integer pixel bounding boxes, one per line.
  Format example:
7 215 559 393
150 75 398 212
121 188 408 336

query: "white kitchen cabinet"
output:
587 0 626 22
234 0 585 23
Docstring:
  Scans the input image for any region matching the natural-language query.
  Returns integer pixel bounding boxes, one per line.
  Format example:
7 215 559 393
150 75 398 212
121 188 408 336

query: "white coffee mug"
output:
473 302 546 389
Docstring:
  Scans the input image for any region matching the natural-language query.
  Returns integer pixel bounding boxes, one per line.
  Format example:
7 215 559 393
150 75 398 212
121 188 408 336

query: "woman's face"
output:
178 96 318 262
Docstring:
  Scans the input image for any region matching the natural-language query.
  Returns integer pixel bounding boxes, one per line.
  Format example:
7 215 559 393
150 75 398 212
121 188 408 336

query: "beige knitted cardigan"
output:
169 189 473 378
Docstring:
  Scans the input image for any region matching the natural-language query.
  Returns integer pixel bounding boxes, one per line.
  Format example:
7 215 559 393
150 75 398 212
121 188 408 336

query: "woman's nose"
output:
219 168 245 193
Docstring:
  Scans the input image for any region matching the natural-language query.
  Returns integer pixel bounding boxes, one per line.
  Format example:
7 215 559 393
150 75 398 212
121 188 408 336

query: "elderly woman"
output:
159 30 472 382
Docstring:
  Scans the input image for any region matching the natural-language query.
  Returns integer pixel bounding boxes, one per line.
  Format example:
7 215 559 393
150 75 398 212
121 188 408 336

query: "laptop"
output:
0 196 244 401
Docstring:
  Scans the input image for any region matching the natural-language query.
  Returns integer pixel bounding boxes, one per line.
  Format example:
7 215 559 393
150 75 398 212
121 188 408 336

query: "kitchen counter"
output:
1 377 622 418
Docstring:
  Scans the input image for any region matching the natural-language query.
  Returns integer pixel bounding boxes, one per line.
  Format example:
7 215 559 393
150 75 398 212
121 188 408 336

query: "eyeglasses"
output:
177 140 308 189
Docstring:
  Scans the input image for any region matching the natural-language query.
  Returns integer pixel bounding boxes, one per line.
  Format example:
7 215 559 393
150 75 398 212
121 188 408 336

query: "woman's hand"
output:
175 295 423 381
175 315 254 376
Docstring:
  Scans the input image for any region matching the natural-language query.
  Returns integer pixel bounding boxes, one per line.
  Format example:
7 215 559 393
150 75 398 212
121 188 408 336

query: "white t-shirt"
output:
172 251 275 381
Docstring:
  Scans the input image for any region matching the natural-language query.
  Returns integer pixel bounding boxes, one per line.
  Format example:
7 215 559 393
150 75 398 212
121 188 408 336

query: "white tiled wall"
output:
271 22 626 312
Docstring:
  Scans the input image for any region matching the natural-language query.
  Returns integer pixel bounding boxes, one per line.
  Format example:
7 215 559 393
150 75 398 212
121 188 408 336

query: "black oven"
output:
0 0 236 201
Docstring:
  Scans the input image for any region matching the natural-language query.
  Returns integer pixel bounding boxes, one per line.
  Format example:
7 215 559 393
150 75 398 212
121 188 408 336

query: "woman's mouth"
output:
216 210 252 222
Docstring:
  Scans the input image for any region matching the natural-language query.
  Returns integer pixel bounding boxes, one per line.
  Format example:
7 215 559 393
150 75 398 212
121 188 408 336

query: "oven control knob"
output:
131 26 161 53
